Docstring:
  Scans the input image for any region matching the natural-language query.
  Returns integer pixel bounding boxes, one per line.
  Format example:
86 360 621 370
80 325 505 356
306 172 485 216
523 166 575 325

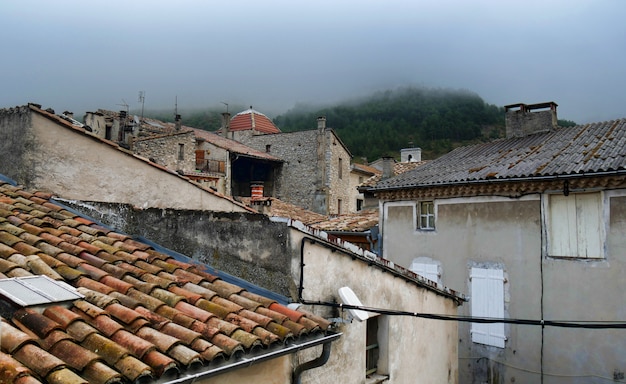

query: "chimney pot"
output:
251 182 264 200
317 116 326 130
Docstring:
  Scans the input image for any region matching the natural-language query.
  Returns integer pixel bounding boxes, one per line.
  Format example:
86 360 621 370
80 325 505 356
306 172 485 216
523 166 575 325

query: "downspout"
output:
292 341 333 384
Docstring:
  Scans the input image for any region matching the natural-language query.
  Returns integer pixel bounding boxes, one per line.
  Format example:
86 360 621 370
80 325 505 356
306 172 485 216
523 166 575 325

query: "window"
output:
546 192 604 258
265 144 271 153
409 261 440 284
337 199 342 214
470 267 505 348
418 201 435 230
356 199 363 211
366 316 379 376
178 144 185 160
338 158 343 179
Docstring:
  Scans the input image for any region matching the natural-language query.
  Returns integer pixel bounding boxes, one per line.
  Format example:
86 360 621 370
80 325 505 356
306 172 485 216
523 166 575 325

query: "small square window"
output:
418 201 435 230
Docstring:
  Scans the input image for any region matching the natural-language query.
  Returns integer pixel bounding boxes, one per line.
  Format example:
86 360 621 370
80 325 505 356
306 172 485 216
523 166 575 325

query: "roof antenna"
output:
138 91 145 121
220 101 229 113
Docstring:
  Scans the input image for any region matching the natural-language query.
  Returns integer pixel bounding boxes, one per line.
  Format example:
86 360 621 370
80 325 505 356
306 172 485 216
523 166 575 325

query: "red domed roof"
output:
229 107 281 134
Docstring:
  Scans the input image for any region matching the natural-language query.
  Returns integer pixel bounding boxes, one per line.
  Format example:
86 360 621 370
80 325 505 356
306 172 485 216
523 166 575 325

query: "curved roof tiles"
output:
229 108 281 134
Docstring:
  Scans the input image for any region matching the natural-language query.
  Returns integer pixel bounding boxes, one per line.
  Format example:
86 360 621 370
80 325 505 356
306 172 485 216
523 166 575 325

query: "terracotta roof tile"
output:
227 108 281 134
0 181 334 382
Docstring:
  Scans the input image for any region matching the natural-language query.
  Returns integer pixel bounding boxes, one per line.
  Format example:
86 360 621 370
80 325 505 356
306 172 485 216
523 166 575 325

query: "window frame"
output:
418 200 435 231
543 191 605 259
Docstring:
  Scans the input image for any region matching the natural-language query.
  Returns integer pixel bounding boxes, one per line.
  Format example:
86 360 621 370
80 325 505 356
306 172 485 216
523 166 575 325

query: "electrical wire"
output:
459 356 623 382
300 299 626 329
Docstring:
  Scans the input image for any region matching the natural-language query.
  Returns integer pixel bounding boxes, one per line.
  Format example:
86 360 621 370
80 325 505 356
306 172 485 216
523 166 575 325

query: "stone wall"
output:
241 130 320 212
62 200 296 296
326 132 352 214
240 129 352 215
133 131 196 173
0 106 38 187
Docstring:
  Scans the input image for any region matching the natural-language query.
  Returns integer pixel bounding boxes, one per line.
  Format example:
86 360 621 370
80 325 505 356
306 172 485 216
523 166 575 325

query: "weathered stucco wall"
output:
382 193 626 383
0 108 247 212
292 229 459 384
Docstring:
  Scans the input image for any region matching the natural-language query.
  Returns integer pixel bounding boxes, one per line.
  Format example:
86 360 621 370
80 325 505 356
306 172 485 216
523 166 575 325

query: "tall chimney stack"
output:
222 112 231 138
175 114 182 131
382 156 395 179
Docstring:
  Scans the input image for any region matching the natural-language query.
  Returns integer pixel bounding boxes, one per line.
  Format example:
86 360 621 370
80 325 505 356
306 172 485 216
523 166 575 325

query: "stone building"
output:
233 111 352 216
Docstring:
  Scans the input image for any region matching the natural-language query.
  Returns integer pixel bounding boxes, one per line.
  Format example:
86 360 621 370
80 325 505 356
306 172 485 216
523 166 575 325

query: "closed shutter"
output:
409 262 439 284
470 267 505 348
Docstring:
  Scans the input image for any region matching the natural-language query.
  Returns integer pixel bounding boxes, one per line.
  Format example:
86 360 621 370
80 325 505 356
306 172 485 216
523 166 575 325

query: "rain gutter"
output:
163 332 341 384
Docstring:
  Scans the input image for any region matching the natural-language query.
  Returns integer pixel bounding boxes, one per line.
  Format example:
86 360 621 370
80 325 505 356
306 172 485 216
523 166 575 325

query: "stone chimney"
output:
504 102 558 138
175 114 182 131
317 116 326 131
382 156 395 179
221 112 231 138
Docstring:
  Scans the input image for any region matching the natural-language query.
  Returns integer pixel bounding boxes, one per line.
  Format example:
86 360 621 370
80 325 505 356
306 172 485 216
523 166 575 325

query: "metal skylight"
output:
0 275 83 307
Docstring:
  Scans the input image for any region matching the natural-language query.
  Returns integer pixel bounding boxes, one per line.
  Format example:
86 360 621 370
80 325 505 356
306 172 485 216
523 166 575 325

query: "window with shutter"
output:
409 261 440 284
470 267 506 348
546 192 604 258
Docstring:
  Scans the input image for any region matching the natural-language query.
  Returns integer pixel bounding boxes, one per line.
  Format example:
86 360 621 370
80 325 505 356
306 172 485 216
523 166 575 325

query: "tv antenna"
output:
220 101 229 113
138 91 145 121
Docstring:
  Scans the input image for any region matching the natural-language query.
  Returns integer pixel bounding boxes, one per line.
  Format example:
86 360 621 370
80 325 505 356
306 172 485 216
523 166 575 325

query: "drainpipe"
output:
292 341 333 384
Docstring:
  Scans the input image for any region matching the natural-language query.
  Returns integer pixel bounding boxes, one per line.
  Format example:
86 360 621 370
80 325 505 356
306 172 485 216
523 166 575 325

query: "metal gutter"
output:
162 332 341 384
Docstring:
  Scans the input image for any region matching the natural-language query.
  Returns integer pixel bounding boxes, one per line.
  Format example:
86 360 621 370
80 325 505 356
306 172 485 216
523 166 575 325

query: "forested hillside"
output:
142 87 576 162
274 87 505 161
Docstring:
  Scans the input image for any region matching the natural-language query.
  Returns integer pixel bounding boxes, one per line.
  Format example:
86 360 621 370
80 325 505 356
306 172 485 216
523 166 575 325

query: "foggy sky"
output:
2 0 625 124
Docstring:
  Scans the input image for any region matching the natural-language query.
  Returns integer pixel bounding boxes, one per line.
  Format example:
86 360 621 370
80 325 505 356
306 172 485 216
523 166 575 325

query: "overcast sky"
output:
2 0 625 123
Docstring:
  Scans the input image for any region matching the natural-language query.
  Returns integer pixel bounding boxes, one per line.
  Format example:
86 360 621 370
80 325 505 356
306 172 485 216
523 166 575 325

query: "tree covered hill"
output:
273 87 505 161
141 87 575 162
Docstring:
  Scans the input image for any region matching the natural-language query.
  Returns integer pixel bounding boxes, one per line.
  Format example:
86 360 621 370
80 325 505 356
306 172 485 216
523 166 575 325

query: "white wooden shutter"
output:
470 267 505 348
548 193 603 258
410 262 439 284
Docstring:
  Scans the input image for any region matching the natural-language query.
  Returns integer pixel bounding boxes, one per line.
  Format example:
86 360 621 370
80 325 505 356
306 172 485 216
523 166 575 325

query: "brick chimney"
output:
250 182 264 200
504 102 558 138
221 112 231 138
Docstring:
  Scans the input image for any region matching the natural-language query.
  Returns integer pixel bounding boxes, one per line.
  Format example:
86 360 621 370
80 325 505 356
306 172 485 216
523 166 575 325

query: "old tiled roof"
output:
239 197 326 226
192 129 282 162
228 108 281 134
351 163 381 176
0 181 333 383
310 209 379 233
373 119 626 191
360 161 426 188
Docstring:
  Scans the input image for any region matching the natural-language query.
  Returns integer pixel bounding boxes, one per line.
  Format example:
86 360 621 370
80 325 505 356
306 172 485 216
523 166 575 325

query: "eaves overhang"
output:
164 332 341 384
371 168 626 194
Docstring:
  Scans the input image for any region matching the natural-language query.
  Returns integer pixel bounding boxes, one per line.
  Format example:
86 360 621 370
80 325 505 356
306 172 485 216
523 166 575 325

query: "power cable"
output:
301 300 626 329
